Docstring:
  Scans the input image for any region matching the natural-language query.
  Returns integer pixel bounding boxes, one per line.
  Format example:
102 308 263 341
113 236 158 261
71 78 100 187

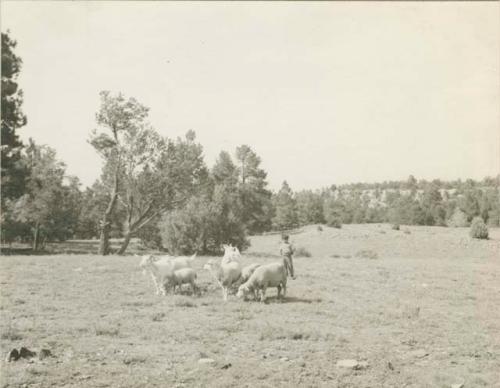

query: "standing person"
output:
279 234 296 279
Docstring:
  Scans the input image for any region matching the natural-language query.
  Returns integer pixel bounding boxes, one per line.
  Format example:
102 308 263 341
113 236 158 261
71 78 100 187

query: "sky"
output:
2 1 499 191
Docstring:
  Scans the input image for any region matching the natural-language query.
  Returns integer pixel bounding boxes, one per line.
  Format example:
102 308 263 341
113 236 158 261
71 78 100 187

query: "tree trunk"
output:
98 166 119 255
117 231 132 255
32 223 40 251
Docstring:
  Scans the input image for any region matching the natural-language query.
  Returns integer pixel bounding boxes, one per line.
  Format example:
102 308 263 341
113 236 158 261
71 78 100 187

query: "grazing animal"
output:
204 244 242 301
139 253 196 295
165 267 198 295
237 261 287 302
240 263 261 283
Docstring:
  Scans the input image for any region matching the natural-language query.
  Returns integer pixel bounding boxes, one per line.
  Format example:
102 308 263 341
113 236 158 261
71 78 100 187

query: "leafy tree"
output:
115 129 208 254
90 92 210 254
272 181 298 230
89 91 149 254
296 190 325 225
9 141 78 250
420 183 446 225
234 145 273 233
159 184 248 255
447 207 468 227
212 151 238 186
1 32 28 211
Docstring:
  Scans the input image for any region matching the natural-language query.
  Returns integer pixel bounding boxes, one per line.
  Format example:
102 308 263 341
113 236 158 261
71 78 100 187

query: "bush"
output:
317 225 323 232
448 208 469 227
327 217 342 229
392 224 400 231
469 217 488 239
159 187 249 255
294 246 311 258
355 250 378 259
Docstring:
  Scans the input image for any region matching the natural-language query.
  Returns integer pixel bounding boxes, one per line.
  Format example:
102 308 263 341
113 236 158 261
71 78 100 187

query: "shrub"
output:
294 246 311 258
355 250 378 259
159 188 249 255
469 217 488 239
392 224 400 231
327 217 342 229
448 208 469 227
317 225 323 232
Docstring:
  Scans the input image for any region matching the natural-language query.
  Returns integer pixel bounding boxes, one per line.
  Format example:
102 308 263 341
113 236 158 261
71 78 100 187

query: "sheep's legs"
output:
260 287 267 303
152 276 163 295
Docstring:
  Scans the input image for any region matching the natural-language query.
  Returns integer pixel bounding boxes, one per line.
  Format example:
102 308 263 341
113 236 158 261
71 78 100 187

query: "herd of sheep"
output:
138 244 290 302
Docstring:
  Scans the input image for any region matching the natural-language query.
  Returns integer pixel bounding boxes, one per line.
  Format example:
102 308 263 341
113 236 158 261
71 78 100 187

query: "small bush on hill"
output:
327 217 342 229
294 246 311 258
448 208 469 227
469 217 488 239
355 250 378 260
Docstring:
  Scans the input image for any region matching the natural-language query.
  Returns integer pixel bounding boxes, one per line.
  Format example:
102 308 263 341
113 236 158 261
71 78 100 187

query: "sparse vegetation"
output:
355 250 379 260
94 325 120 337
294 246 312 258
1 225 499 387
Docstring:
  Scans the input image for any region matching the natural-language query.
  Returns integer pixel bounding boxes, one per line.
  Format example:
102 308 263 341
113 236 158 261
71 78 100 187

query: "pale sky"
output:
1 1 499 191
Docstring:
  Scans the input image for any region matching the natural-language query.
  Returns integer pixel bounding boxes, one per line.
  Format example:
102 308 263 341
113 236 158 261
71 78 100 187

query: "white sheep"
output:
165 267 198 295
139 253 196 295
240 263 261 284
236 261 287 303
204 244 242 301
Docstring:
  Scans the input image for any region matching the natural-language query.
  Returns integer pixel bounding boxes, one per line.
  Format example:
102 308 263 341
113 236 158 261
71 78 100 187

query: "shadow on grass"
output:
263 295 323 304
0 247 53 256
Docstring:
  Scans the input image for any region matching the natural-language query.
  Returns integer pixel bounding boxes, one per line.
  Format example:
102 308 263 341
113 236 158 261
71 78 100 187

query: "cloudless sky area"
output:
2 1 499 191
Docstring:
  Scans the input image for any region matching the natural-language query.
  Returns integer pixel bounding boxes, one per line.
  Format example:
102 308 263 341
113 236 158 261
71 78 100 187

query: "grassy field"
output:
1 224 499 387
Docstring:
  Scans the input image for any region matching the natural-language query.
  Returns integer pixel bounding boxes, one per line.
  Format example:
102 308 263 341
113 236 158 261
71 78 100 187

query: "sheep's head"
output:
236 284 249 300
204 259 217 271
222 244 241 263
139 255 155 275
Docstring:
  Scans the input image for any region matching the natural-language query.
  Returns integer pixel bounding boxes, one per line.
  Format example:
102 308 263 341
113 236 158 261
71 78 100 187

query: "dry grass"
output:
1 224 499 387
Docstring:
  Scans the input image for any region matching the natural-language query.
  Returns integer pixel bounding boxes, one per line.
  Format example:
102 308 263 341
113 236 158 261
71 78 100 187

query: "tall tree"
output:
10 141 75 250
115 130 208 254
1 32 28 206
89 91 149 255
234 145 273 233
296 190 325 225
272 181 298 230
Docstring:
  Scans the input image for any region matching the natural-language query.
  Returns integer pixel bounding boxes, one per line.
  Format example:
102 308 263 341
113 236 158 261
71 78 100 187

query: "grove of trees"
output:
1 31 499 254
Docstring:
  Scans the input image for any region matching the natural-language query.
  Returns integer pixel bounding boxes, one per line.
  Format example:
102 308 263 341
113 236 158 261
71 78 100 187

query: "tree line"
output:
2 32 499 254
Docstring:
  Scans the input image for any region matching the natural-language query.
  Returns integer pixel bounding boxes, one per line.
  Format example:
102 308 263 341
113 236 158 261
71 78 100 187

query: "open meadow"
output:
1 224 499 387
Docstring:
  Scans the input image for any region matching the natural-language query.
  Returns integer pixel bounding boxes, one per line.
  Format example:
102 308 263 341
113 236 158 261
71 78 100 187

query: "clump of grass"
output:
330 254 341 259
379 230 386 234
174 297 197 308
355 250 378 260
26 367 46 376
259 326 312 341
94 325 120 337
151 312 166 322
317 225 323 232
295 246 312 258
403 229 411 234
123 355 147 365
1 324 23 341
392 224 400 231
